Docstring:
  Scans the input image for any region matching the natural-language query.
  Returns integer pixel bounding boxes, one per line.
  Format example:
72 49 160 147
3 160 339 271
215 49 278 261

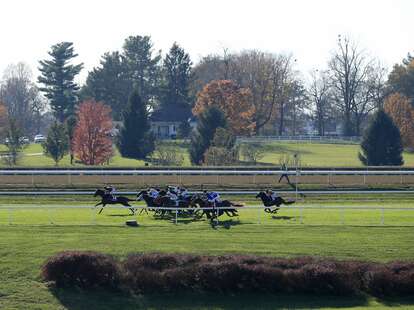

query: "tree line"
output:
0 34 413 166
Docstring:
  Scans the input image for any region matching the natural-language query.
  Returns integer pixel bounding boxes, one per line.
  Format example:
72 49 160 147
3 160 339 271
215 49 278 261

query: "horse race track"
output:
1 194 414 309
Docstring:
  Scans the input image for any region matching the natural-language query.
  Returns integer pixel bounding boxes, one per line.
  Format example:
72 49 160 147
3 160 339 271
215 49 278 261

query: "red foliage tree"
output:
73 100 113 165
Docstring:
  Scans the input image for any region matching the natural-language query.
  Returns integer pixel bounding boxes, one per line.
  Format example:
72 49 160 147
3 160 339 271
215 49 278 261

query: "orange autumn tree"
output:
384 93 414 148
73 100 113 165
193 80 255 135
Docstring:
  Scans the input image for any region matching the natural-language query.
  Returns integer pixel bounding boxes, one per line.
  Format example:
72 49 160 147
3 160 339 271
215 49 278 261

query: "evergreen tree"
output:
65 115 77 165
42 121 69 166
122 36 161 105
4 118 25 165
359 110 403 166
117 90 155 159
161 42 192 107
38 42 83 121
81 52 131 120
189 106 227 165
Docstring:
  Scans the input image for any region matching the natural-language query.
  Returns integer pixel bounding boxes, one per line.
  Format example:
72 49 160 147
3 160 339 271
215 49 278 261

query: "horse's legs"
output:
98 204 106 214
94 202 102 208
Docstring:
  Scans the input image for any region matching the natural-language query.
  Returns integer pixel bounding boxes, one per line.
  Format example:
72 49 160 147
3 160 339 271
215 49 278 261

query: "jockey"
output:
178 186 189 200
104 185 116 201
204 190 221 207
266 189 279 203
148 188 159 199
167 187 179 206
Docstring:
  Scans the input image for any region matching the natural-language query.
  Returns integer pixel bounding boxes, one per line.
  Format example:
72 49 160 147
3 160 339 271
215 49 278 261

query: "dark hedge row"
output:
42 251 414 297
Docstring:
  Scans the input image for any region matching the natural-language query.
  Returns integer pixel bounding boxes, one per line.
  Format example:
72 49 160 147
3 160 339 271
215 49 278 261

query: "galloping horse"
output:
255 191 295 214
93 189 135 215
137 190 193 217
190 195 243 220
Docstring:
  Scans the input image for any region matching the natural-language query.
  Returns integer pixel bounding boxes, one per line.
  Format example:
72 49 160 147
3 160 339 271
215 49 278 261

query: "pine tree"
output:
81 52 131 120
123 36 161 105
161 42 192 107
65 115 77 165
38 42 83 122
359 110 403 166
42 122 69 166
189 106 227 165
117 90 155 159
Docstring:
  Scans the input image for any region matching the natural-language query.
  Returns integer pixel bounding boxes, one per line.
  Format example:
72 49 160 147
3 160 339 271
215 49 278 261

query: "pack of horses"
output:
93 189 295 220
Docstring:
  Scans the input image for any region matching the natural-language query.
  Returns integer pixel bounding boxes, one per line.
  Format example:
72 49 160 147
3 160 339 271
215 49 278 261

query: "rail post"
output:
175 209 178 225
340 208 345 225
299 207 303 224
257 207 261 224
381 208 384 226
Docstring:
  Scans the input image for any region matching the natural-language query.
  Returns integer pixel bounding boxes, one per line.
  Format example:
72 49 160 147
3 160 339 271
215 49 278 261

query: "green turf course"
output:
3 141 414 167
0 195 413 309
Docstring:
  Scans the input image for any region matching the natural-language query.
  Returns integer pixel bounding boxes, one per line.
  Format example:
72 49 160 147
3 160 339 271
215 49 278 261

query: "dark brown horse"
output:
255 191 295 214
190 195 243 220
94 189 135 215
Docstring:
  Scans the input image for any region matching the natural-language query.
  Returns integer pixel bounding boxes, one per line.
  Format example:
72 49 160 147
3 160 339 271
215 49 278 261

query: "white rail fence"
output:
1 205 413 226
236 135 361 144
1 169 414 187
1 169 414 175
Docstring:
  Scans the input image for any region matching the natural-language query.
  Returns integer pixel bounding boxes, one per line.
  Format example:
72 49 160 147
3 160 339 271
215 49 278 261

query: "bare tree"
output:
229 51 296 134
0 63 45 135
328 36 380 136
192 50 299 135
309 70 333 136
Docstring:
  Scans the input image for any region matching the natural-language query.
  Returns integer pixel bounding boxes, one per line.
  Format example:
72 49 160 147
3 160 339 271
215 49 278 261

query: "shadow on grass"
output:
106 214 135 217
214 219 242 229
50 288 377 310
271 216 298 220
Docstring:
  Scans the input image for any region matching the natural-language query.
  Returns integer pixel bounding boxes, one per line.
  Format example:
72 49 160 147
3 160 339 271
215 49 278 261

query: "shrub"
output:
364 263 414 296
152 144 184 166
241 143 265 164
41 252 414 297
41 251 120 289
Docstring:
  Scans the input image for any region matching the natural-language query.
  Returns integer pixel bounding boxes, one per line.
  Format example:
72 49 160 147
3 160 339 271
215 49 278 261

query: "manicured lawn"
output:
0 196 413 309
3 141 414 168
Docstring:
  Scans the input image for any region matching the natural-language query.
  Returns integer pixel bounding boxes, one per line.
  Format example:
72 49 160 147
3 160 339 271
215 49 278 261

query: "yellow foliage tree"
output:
384 93 414 148
192 80 255 135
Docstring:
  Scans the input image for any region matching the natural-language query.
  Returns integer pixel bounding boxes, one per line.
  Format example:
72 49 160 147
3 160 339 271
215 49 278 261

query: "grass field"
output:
3 141 414 167
1 194 414 309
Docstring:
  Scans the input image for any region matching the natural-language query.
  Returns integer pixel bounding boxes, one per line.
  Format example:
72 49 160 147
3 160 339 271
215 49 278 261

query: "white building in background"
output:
149 105 192 139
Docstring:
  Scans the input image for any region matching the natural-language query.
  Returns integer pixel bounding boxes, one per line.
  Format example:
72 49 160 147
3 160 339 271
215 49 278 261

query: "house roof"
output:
150 105 192 123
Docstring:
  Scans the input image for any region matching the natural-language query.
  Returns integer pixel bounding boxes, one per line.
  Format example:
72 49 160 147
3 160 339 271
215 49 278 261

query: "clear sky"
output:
0 0 413 82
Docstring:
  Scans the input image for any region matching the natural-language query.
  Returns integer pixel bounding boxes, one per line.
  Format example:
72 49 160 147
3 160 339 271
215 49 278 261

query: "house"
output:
150 105 192 139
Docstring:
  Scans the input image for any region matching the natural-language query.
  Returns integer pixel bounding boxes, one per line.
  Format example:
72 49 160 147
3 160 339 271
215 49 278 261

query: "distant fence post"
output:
381 208 384 226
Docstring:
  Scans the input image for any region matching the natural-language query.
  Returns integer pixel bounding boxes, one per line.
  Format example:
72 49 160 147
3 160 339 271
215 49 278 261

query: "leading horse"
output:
255 191 295 214
93 189 135 215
